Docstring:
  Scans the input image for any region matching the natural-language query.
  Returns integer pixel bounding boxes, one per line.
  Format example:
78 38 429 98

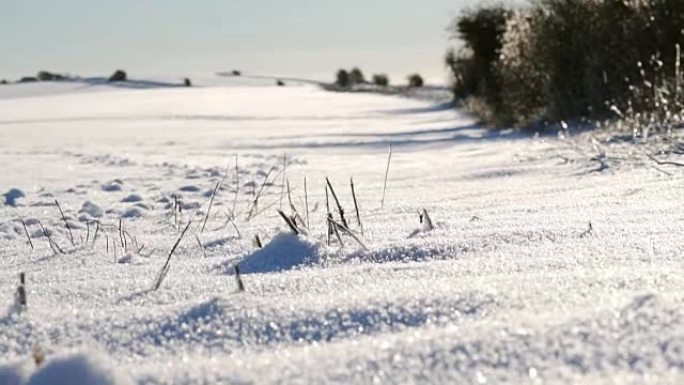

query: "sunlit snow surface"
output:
1 76 684 384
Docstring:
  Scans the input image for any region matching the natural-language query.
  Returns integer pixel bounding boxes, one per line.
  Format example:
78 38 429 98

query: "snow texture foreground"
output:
0 76 683 384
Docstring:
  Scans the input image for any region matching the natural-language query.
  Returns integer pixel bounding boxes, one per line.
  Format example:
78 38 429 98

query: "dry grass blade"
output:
38 220 64 254
55 200 75 246
92 221 100 248
579 221 593 238
279 153 287 209
125 230 140 253
325 184 330 214
201 180 222 233
32 345 45 367
16 272 27 312
246 166 277 221
232 154 239 217
350 177 363 235
248 195 282 221
17 215 33 250
234 265 245 292
643 150 684 167
227 213 242 238
119 218 125 248
326 177 348 228
676 43 681 107
325 213 332 246
172 195 179 229
277 209 300 235
304 176 310 229
195 234 207 258
328 215 344 247
421 209 435 231
329 218 368 250
292 212 309 235
201 162 230 233
381 144 392 208
152 220 192 291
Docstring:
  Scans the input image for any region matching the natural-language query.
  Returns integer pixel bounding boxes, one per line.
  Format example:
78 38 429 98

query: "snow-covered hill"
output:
0 76 682 384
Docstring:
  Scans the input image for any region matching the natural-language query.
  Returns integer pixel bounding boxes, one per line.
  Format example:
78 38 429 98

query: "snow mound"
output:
120 194 142 203
100 181 122 192
22 351 131 385
120 207 144 218
79 201 104 218
4 188 25 206
117 254 133 264
179 185 201 192
239 232 322 274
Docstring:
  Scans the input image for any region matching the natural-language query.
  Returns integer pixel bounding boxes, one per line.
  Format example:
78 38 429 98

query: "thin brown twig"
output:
195 234 207 258
231 155 240 217
328 215 344 247
304 176 310 230
234 265 245 292
119 218 125 248
17 215 33 250
277 209 300 235
329 218 368 250
55 200 75 246
38 220 64 254
279 153 287 209
326 177 348 228
381 144 392 208
350 177 363 235
246 166 278 220
201 179 223 233
152 220 192 291
92 221 100 248
644 151 684 167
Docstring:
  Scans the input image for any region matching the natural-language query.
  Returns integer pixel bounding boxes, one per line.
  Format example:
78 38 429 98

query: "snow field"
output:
0 78 683 384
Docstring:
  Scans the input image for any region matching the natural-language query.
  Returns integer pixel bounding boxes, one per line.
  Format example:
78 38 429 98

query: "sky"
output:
0 0 510 82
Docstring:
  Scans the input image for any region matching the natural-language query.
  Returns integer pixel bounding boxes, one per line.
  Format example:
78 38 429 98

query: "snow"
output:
0 351 130 385
100 181 122 192
27 351 131 385
0 75 683 384
238 232 322 274
120 194 142 203
0 361 29 385
120 207 145 218
80 201 104 218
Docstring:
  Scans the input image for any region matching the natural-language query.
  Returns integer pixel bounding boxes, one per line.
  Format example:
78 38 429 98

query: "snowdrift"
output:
239 232 322 274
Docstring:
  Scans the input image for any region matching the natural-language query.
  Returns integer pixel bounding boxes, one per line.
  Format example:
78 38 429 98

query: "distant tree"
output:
19 77 38 83
349 67 365 85
276 79 285 86
407 73 424 87
38 71 56 81
184 78 192 87
108 70 127 82
0 79 7 85
232 70 242 76
335 69 350 87
372 74 389 87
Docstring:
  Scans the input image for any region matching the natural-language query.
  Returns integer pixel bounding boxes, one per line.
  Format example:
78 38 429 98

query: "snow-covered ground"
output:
1 76 683 384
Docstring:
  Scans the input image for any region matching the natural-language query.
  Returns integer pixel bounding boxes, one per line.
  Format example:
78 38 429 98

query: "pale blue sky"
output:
0 0 506 81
